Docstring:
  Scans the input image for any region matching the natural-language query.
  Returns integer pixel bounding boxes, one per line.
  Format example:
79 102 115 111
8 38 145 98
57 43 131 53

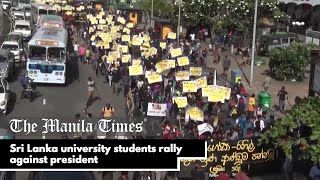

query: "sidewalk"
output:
199 41 309 118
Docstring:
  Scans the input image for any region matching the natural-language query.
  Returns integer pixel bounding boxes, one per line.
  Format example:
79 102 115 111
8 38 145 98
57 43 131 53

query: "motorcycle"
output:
22 82 35 102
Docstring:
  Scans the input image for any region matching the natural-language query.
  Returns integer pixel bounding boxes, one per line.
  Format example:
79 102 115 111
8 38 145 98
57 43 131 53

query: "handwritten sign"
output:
129 65 143 76
132 60 141 66
160 42 166 49
167 32 176 39
175 71 190 81
195 76 207 89
181 140 277 177
190 67 202 76
183 81 197 93
172 97 188 108
121 35 130 42
167 60 176 68
147 73 163 84
177 56 189 66
171 48 182 58
121 54 131 63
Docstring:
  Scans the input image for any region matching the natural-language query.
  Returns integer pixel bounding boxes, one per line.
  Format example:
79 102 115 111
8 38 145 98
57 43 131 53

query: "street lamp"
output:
176 0 182 44
249 0 258 87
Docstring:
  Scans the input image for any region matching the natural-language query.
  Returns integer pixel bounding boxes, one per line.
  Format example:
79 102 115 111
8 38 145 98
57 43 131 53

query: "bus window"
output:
39 9 47 15
47 47 64 61
29 46 46 60
48 10 56 15
15 24 30 30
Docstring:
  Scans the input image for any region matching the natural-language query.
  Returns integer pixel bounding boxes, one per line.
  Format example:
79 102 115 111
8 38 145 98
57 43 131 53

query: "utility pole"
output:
250 0 258 87
151 0 154 27
177 0 181 44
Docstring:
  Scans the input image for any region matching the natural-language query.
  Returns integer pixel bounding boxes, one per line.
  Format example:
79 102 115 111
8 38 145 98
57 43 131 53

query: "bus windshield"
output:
2 44 18 51
15 25 30 30
15 14 25 20
48 10 56 15
8 35 21 42
39 9 47 15
48 47 65 61
29 46 46 60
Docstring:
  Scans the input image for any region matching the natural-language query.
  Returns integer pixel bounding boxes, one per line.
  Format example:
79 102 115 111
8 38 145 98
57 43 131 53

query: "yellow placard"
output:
175 71 190 81
147 73 163 84
107 56 114 63
208 90 225 102
177 56 189 66
121 35 130 42
117 17 126 24
186 107 204 121
172 97 188 108
221 86 231 100
126 22 134 28
195 76 207 89
155 60 169 71
132 38 142 46
102 43 110 49
90 35 96 41
132 60 141 66
171 48 182 58
183 81 197 93
123 27 130 34
202 85 218 97
121 54 131 63
99 19 106 24
160 42 166 49
120 45 128 53
129 65 144 76
150 47 157 55
189 67 202 76
143 35 150 42
167 32 177 39
167 60 176 68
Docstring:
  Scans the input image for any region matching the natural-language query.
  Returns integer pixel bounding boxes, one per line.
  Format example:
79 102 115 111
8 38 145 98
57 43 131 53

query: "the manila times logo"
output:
9 118 144 135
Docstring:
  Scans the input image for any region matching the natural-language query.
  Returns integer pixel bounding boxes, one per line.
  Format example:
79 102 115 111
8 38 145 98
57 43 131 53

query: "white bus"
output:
31 3 56 24
27 26 68 84
37 15 65 29
18 0 31 8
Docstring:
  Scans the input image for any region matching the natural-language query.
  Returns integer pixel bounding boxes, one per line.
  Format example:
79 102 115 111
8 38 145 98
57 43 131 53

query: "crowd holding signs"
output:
45 0 280 177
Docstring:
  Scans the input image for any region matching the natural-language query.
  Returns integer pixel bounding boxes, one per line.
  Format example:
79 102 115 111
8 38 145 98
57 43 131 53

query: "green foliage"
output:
140 0 175 19
180 0 287 33
259 97 320 164
268 43 317 81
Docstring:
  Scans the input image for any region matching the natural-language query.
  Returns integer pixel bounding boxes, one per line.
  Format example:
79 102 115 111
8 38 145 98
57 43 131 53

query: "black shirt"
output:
278 90 288 100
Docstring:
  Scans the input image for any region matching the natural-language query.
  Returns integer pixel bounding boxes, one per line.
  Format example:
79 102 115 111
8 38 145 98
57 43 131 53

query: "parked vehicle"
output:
11 7 26 20
2 0 12 11
1 41 22 63
0 49 15 80
258 33 297 56
22 4 32 19
13 20 32 40
0 78 10 115
7 32 24 50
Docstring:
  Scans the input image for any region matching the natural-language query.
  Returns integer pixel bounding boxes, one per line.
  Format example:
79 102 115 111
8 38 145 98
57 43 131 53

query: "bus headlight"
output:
29 71 33 74
55 72 59 76
34 71 37 74
59 72 63 76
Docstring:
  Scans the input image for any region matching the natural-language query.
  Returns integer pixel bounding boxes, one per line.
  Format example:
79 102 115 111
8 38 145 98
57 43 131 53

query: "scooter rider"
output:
19 72 33 98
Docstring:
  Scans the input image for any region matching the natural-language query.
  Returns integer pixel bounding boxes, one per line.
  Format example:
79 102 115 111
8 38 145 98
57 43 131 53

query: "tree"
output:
259 97 320 164
140 0 175 19
268 43 316 81
179 0 287 34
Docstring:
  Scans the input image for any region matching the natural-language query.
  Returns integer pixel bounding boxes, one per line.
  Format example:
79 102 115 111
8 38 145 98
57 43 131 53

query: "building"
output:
279 0 320 31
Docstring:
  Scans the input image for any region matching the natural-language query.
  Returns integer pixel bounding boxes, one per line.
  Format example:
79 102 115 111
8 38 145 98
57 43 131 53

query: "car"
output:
22 5 31 19
10 7 22 17
7 32 24 50
11 9 26 21
13 20 32 40
0 78 10 115
0 49 15 80
29 172 94 180
1 41 22 63
1 0 12 11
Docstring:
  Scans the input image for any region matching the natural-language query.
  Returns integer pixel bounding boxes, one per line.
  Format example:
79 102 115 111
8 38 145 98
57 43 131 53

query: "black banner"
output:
1 139 206 170
181 139 278 177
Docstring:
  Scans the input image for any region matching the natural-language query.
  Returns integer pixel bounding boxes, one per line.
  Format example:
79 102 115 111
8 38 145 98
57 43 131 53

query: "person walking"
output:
122 71 131 97
101 103 115 119
278 86 288 113
263 75 271 92
79 44 86 63
112 67 121 95
73 41 79 60
222 55 231 75
84 77 95 113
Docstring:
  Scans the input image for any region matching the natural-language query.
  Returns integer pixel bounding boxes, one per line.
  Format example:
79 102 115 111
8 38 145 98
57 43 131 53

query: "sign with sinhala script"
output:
181 139 278 177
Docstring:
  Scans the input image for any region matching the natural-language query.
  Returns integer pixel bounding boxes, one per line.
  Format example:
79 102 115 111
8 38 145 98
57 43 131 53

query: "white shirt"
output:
190 34 195 41
83 31 87 38
254 119 265 131
74 44 79 51
137 80 144 89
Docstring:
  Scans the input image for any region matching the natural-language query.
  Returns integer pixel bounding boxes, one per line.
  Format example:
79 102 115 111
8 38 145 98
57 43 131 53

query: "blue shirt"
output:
20 76 31 86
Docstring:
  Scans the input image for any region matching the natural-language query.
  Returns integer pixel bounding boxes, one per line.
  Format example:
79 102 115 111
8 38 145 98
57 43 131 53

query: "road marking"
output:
43 99 46 105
